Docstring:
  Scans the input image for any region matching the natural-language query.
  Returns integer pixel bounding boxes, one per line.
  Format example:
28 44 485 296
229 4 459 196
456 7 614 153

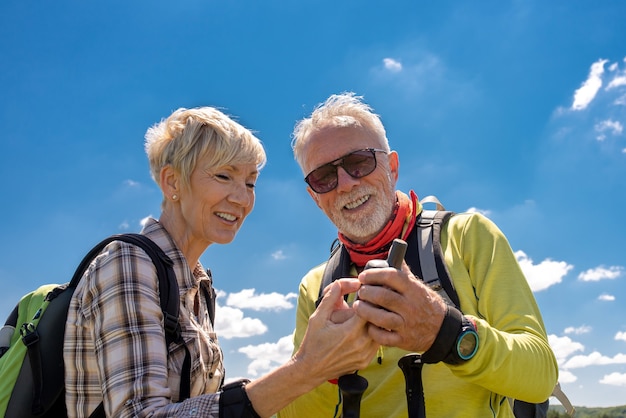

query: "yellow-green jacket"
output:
278 209 558 418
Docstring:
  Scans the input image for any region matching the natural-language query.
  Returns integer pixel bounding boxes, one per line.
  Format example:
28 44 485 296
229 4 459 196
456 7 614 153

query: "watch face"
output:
458 330 478 359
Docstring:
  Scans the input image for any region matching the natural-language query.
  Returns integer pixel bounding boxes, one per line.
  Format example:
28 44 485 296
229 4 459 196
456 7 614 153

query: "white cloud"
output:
238 335 294 376
578 265 624 281
571 59 608 110
271 250 287 260
597 119 624 133
616 331 626 342
607 75 626 90
558 370 578 384
465 207 492 217
600 372 626 386
594 119 623 141
515 251 573 292
383 58 403 73
226 288 297 311
124 179 140 187
369 47 452 99
548 335 584 366
598 293 615 302
118 221 130 230
562 351 626 369
564 325 592 335
214 305 267 339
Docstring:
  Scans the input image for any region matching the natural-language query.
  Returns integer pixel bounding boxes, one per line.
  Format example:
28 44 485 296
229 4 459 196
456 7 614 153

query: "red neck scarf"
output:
338 190 418 267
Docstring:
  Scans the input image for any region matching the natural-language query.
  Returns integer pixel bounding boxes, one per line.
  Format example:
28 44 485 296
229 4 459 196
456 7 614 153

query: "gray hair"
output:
291 92 389 170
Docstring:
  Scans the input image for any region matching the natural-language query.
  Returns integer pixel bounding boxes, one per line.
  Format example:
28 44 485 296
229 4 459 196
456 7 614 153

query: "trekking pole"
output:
337 239 408 417
338 373 368 418
398 354 426 418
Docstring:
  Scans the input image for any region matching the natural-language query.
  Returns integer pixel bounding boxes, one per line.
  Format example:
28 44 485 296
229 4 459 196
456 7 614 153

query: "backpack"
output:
0 233 216 418
318 196 575 418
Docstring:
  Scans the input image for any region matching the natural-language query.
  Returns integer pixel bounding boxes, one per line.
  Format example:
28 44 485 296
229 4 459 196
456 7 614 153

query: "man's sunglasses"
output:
304 148 387 194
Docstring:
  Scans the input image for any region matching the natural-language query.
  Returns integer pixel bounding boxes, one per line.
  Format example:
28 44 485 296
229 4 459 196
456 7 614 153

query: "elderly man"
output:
278 92 558 417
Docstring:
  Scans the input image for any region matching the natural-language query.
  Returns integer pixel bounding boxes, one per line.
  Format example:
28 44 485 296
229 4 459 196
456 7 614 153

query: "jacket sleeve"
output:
444 212 559 402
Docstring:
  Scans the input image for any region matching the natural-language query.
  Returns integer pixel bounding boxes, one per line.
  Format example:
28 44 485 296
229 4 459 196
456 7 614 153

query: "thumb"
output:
315 280 342 319
318 278 361 314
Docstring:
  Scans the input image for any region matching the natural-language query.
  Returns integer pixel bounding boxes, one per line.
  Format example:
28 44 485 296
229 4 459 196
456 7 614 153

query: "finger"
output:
356 284 403 314
331 278 362 296
316 280 342 317
358 267 407 291
317 279 361 317
353 299 403 330
330 309 355 324
367 323 402 347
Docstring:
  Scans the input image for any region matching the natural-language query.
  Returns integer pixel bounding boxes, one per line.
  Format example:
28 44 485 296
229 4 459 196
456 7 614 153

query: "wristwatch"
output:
445 316 479 364
421 306 480 365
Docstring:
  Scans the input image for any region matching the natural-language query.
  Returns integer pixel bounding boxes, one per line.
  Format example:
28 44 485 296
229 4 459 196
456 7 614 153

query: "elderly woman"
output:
64 107 377 417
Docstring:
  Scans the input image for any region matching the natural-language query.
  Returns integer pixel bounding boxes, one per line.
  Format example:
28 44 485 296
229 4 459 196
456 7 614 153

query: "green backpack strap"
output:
0 284 59 418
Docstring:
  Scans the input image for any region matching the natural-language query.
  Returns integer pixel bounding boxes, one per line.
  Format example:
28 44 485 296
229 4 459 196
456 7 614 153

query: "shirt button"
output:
189 407 198 416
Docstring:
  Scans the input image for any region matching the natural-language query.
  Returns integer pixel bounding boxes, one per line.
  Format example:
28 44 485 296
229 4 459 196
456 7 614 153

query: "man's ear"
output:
160 165 180 200
388 150 399 184
306 186 323 209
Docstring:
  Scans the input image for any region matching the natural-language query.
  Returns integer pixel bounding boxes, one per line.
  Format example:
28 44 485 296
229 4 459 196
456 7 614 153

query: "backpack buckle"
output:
163 312 180 338
20 323 40 347
424 277 443 291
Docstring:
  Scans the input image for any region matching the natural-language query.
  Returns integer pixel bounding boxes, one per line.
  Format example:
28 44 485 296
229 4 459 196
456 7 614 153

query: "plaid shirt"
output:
64 218 223 417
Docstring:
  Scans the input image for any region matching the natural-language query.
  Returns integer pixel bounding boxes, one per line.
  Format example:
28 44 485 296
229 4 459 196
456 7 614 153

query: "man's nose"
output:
335 166 359 192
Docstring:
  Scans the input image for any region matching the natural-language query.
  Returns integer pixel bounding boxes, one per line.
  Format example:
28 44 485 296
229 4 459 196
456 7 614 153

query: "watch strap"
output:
219 379 261 418
421 305 464 364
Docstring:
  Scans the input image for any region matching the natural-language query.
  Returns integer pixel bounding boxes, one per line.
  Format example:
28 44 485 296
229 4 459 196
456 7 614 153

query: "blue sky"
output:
1 0 625 409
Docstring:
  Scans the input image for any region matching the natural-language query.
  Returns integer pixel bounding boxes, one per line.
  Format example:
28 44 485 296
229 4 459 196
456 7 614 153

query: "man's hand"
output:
353 262 447 352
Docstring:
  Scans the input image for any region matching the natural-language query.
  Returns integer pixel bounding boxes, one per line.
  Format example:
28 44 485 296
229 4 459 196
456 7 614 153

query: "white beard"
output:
330 186 396 244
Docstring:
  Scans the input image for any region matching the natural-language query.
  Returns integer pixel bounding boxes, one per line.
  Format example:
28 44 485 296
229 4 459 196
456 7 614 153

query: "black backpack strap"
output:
316 239 352 308
64 233 191 415
203 269 217 327
414 210 460 309
104 234 192 401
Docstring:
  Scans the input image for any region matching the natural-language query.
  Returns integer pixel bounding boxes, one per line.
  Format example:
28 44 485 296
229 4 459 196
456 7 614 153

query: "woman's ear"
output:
160 165 180 201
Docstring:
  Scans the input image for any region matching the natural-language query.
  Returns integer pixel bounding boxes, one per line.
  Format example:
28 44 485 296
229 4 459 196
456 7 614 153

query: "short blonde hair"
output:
145 107 266 191
291 92 389 171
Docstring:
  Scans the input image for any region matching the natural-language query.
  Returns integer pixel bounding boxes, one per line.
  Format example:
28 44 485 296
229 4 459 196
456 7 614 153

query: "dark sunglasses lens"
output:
306 149 378 193
306 165 338 193
343 151 377 178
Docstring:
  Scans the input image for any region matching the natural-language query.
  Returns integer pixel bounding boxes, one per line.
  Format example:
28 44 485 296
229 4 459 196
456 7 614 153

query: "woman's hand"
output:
294 279 378 385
